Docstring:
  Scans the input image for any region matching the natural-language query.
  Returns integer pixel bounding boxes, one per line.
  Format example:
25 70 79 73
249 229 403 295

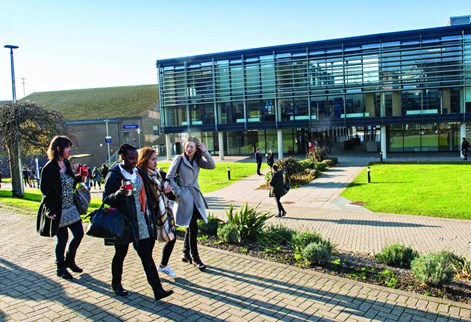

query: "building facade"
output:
157 23 471 159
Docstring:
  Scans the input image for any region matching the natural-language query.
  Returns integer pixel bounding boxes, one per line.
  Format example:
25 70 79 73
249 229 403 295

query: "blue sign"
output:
123 124 139 129
105 136 112 143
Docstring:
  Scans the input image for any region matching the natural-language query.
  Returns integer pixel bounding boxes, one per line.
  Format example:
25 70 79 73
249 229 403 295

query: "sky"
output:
0 0 469 100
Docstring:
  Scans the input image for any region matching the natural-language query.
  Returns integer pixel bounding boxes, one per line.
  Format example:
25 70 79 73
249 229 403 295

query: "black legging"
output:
160 239 176 267
55 220 84 262
275 196 285 215
183 205 200 258
112 238 162 288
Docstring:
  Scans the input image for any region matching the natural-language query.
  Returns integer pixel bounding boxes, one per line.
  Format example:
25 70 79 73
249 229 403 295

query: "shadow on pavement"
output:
282 217 440 228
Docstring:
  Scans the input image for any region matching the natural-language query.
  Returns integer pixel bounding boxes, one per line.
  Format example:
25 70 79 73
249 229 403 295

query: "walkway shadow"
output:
202 265 458 321
284 217 440 228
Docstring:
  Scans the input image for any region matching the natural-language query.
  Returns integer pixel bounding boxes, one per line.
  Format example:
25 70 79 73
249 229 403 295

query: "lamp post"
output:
136 128 141 148
104 119 111 164
4 44 23 197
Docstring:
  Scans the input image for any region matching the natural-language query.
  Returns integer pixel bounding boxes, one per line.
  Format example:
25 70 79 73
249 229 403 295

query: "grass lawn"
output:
0 162 265 213
341 163 471 220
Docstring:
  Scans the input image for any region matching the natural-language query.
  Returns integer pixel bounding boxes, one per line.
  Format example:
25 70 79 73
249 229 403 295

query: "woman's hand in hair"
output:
197 142 207 153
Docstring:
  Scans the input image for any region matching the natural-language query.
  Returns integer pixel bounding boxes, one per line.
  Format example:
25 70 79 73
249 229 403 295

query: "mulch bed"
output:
197 236 471 305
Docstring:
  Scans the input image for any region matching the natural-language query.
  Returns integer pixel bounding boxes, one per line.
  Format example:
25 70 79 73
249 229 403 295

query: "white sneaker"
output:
158 265 176 278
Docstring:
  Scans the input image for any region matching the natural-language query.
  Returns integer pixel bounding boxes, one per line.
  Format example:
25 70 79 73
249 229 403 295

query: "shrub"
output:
316 162 327 171
299 159 316 170
302 241 333 266
291 231 324 252
225 203 272 242
274 157 304 177
218 223 240 244
376 244 419 269
440 251 471 279
198 214 222 236
328 157 338 164
411 252 455 286
306 146 330 162
263 225 296 246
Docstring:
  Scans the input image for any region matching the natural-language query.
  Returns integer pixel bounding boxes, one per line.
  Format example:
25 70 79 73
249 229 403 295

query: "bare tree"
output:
0 101 71 197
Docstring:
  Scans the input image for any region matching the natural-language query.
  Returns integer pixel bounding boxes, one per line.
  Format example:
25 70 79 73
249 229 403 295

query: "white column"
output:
460 123 467 159
380 125 387 160
277 129 283 159
218 131 224 161
165 134 172 161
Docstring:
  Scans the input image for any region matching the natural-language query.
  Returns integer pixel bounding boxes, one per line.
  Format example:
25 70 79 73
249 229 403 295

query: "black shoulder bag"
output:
165 156 183 201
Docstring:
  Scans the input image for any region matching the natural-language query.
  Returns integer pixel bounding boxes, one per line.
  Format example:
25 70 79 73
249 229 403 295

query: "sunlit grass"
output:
341 164 471 219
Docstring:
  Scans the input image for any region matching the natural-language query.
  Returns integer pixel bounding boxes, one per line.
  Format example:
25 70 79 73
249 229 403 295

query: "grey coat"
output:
166 151 215 227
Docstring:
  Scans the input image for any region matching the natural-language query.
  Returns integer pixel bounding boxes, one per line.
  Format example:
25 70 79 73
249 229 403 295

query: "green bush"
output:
263 225 296 246
376 244 419 269
225 203 272 242
217 223 240 244
302 242 333 266
198 214 222 236
411 252 455 286
299 159 316 170
316 162 327 171
274 157 304 177
291 231 324 252
327 157 338 164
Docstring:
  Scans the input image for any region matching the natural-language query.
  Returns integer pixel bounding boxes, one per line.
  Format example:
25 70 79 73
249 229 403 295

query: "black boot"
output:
111 261 128 296
182 230 193 264
144 263 173 301
65 252 83 273
191 255 206 270
56 261 73 279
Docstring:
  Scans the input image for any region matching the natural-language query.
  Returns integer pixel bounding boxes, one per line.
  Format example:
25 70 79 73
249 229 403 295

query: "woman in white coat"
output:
166 136 215 269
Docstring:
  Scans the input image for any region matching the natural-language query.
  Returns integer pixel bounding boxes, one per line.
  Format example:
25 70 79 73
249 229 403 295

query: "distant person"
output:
255 147 263 175
269 165 287 218
266 149 275 169
91 166 101 189
37 135 84 279
101 163 109 181
80 164 89 188
23 166 30 187
29 168 36 188
462 138 470 160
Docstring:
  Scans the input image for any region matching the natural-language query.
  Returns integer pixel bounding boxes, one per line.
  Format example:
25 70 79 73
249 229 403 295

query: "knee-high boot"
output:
56 260 73 279
65 251 83 273
143 263 173 300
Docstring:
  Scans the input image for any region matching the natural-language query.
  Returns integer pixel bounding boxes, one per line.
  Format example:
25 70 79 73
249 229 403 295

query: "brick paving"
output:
1 154 471 321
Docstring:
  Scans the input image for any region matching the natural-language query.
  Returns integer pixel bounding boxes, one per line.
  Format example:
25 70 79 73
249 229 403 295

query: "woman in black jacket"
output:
269 165 287 217
102 144 173 300
37 136 84 279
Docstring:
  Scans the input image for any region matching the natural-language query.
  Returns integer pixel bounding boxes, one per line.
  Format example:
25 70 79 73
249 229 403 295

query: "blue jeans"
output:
55 220 84 262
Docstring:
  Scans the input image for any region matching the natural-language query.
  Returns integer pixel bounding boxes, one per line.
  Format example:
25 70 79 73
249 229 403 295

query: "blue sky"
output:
0 0 468 100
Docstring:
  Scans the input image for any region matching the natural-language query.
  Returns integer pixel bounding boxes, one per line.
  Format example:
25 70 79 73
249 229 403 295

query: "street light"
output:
104 119 111 164
4 45 19 103
4 44 23 197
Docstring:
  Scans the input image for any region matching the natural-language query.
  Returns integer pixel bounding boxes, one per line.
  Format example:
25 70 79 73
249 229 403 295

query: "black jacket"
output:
37 159 80 237
269 171 285 198
102 164 157 246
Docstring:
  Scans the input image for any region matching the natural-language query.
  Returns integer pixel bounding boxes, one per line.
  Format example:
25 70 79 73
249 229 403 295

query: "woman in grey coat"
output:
166 136 215 269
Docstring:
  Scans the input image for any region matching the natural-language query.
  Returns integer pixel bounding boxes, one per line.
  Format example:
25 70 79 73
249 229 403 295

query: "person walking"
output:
266 149 275 169
91 166 101 190
269 165 287 218
36 135 84 279
462 138 470 160
23 166 30 187
137 147 177 278
80 164 89 189
102 144 173 300
255 147 263 175
166 136 215 270
101 163 109 180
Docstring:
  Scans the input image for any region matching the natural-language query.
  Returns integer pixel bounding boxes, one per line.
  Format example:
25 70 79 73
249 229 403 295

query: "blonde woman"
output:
166 137 215 269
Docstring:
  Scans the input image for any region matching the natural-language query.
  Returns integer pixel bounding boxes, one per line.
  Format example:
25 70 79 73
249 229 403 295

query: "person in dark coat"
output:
462 138 470 160
166 136 215 269
255 147 263 175
269 165 287 217
36 135 84 279
266 149 275 169
102 143 173 300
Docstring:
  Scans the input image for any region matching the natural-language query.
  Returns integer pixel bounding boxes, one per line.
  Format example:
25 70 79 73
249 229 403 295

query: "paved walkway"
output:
1 153 471 321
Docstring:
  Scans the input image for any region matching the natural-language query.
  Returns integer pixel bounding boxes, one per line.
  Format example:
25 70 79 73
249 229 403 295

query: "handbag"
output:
85 204 127 240
283 183 291 196
73 183 91 215
165 156 183 201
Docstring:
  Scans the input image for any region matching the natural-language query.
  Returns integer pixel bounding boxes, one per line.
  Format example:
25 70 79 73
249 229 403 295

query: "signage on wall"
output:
105 136 112 143
123 124 139 129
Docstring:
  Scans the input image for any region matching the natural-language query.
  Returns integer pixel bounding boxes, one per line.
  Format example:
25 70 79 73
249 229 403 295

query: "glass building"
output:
157 22 471 158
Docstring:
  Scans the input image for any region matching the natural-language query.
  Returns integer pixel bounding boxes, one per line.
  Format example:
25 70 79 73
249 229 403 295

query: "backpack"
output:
282 168 290 195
